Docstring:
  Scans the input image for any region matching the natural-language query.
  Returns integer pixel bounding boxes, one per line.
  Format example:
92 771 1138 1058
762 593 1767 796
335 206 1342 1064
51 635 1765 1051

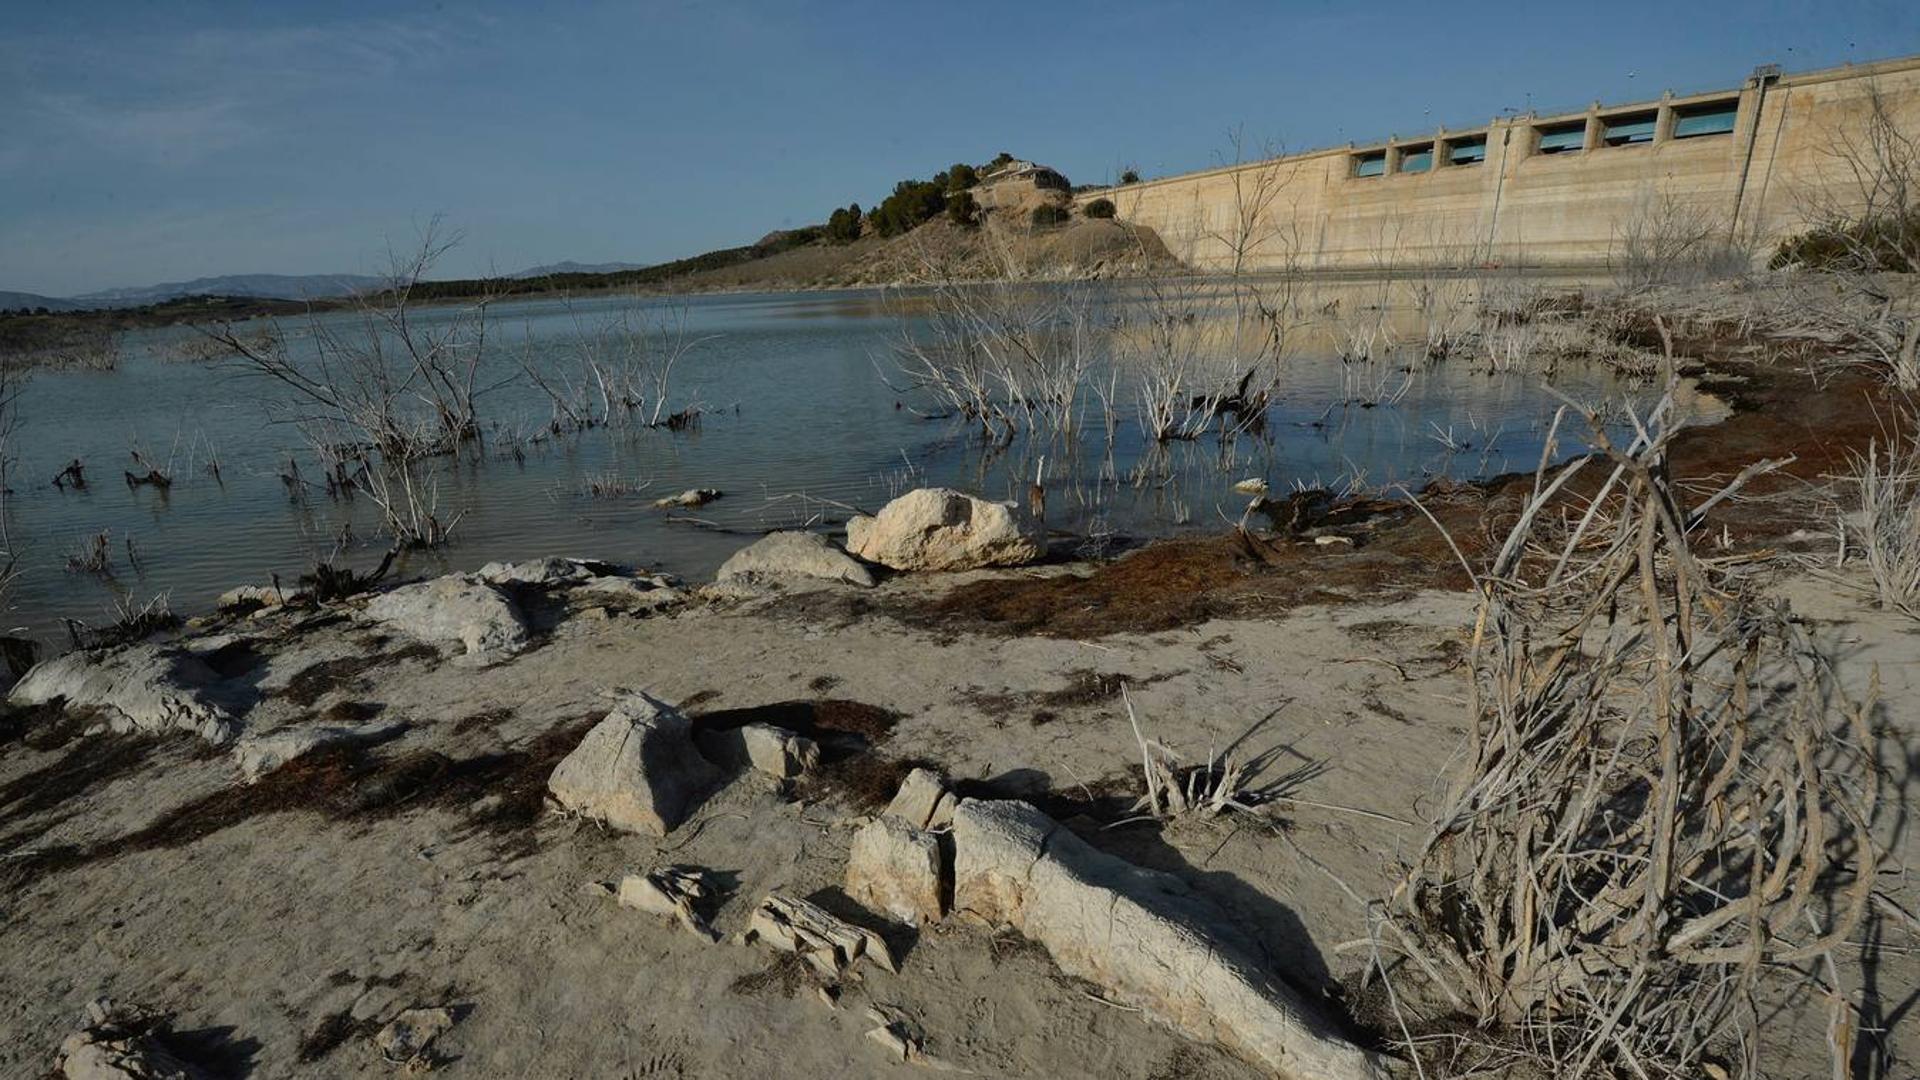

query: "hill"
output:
510 260 650 278
74 273 384 306
0 291 80 314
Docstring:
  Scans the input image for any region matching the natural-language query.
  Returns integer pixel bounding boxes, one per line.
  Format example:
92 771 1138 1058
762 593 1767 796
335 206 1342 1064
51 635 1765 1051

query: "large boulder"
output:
951 798 1390 1080
363 575 529 661
846 815 946 925
844 488 1045 571
8 644 239 745
716 531 877 588
547 692 720 835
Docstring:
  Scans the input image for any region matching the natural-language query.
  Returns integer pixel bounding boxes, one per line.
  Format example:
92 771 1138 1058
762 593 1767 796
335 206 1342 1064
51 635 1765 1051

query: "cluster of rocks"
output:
543 689 1386 1079
19 487 1386 1075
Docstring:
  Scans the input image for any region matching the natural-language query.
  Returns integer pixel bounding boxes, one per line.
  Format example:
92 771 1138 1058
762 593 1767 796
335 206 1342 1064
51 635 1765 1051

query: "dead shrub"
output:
1378 392 1881 1078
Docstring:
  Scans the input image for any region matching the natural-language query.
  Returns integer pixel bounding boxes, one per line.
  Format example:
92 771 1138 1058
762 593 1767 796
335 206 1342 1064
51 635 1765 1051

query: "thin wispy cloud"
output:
0 15 476 171
25 93 259 166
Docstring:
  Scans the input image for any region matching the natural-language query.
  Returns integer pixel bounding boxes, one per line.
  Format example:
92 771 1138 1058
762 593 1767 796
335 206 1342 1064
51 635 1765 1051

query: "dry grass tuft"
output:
1840 414 1920 617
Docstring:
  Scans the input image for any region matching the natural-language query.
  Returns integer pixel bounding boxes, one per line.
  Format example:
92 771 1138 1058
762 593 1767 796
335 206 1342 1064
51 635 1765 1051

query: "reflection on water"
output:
0 285 1717 643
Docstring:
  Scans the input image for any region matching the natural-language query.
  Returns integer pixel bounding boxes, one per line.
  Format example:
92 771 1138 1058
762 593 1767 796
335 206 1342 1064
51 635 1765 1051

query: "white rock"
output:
745 892 897 977
951 798 1390 1080
363 575 529 661
230 720 407 784
884 767 956 830
615 866 718 940
844 488 1045 571
547 692 720 835
475 556 614 587
694 721 819 778
214 584 303 612
8 644 239 745
373 1006 455 1065
846 815 946 925
717 532 877 588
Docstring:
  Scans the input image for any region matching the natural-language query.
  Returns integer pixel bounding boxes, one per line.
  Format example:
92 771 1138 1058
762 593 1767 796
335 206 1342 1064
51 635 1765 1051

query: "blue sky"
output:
3 0 1915 296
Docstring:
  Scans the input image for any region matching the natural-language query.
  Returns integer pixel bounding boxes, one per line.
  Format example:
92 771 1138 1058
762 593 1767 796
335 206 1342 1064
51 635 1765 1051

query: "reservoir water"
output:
0 285 1709 644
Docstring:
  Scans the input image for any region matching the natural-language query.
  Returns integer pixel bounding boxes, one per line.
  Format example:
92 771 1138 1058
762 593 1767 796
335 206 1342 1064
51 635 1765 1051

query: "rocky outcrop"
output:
846 815 946 925
716 531 877 588
844 488 1045 571
693 721 819 779
363 575 529 661
230 720 408 784
546 693 720 835
8 644 239 745
950 798 1390 1080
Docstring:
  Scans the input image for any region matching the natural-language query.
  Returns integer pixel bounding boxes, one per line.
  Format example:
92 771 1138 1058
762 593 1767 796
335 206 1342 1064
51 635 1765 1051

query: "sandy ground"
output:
0 556 1913 1078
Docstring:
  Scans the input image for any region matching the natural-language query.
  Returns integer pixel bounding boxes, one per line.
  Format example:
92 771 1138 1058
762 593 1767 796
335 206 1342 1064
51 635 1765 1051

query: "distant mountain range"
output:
510 260 650 278
75 273 388 307
0 291 82 313
1 261 662 313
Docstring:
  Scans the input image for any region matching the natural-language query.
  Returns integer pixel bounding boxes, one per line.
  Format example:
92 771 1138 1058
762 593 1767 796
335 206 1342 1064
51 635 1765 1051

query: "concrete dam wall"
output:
1076 54 1920 273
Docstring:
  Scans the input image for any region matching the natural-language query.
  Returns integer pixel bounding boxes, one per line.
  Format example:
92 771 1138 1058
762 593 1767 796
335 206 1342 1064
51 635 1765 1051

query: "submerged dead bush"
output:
1381 394 1881 1078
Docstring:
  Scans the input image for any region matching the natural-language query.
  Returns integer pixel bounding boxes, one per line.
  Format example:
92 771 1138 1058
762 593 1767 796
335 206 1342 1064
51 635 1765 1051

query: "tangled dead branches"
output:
1382 388 1882 1078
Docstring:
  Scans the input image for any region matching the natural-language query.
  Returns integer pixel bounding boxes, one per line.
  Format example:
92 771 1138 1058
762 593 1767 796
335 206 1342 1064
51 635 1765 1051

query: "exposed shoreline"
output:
1 281 1914 1078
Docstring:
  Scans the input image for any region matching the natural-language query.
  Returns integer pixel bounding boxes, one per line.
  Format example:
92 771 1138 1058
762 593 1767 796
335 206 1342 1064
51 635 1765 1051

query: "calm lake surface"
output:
1 286 1708 644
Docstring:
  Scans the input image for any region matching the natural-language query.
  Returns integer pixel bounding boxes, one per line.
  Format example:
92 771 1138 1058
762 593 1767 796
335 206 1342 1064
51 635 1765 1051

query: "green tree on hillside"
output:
1119 168 1141 185
870 178 947 237
946 191 979 227
947 163 978 191
826 203 863 243
1030 205 1070 228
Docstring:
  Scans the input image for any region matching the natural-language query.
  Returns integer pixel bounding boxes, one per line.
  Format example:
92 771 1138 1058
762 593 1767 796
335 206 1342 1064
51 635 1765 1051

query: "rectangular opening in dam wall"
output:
1535 121 1586 155
1673 99 1738 138
1446 136 1487 165
1601 111 1658 146
1398 144 1433 173
1352 150 1386 178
